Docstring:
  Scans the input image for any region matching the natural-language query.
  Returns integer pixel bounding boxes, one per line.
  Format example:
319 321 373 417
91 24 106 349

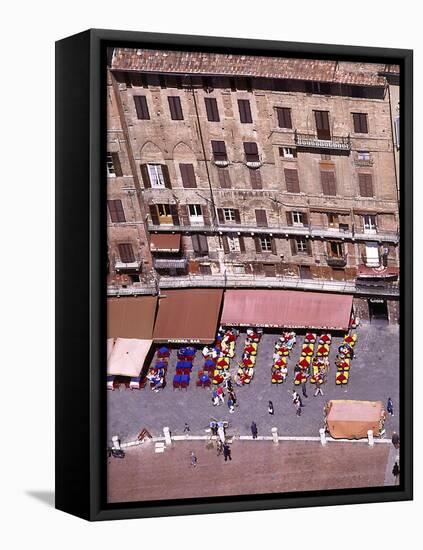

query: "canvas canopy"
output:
221 289 353 330
107 337 153 378
107 296 158 339
150 233 181 253
325 400 385 439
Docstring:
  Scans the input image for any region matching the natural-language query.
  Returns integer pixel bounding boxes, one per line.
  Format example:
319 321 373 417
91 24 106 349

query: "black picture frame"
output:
55 28 413 521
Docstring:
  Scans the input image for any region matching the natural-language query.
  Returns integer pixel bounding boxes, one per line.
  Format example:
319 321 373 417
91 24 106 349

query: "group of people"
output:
212 376 238 413
271 331 296 384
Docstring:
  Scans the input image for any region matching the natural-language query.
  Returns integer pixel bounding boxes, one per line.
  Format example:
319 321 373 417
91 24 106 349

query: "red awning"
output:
150 233 181 252
357 265 399 279
221 290 353 331
107 296 158 339
153 289 223 344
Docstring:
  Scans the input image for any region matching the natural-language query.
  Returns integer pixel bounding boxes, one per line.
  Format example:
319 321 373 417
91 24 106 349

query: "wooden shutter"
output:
192 235 200 253
170 204 180 225
108 200 125 223
205 98 220 122
290 238 297 255
199 234 209 254
302 212 308 226
133 96 150 120
162 164 172 189
271 238 277 255
321 170 336 196
149 205 159 225
254 237 262 254
306 239 312 255
222 236 229 253
111 153 123 177
180 164 197 188
202 205 211 226
168 96 183 120
276 107 292 128
255 209 268 227
353 113 368 133
234 209 241 224
211 140 227 161
218 168 231 188
140 164 151 188
118 243 135 263
217 208 225 224
179 204 190 226
244 142 259 162
238 99 252 123
358 173 374 197
284 169 300 193
314 110 330 139
249 168 262 189
286 211 293 225
239 236 246 253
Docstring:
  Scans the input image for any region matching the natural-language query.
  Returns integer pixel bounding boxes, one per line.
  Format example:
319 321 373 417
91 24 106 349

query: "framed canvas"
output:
55 29 413 521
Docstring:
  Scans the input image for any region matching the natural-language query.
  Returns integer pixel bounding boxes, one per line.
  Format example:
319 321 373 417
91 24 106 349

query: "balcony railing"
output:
325 255 348 268
294 130 351 151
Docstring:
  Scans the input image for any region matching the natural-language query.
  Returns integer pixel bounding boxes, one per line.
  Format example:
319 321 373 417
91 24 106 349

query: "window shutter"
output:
239 236 246 253
255 209 268 227
284 169 300 193
192 235 200 253
302 212 308 226
140 164 151 188
358 173 374 197
234 209 241 224
133 96 150 120
276 107 292 128
244 142 259 162
217 208 225 224
205 98 220 122
321 170 336 196
202 206 211 226
180 164 196 188
118 243 135 263
353 113 368 133
149 205 159 225
199 234 209 254
108 200 125 223
306 239 312 255
271 238 277 255
218 168 231 188
111 153 123 177
238 99 252 123
290 239 297 255
170 204 180 225
162 164 172 189
249 168 262 189
254 237 262 254
211 140 227 161
222 236 229 253
286 211 293 226
179 204 190 226
314 110 330 139
168 96 183 120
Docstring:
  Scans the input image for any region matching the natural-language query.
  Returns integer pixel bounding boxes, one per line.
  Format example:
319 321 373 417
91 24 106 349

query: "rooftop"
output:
110 48 389 87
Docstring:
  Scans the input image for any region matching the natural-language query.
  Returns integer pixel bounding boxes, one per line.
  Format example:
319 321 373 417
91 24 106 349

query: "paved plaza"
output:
107 322 399 443
107 439 395 503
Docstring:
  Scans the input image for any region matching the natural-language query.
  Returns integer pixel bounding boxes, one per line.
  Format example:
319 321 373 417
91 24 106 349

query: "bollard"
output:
112 436 121 450
163 426 172 446
367 429 374 447
271 427 279 444
319 428 327 446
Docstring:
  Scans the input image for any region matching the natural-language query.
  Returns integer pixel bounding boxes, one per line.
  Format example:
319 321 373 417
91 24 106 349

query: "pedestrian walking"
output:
251 421 258 439
190 451 197 467
183 423 190 436
292 389 303 407
223 443 232 462
229 389 237 405
268 400 274 415
225 378 233 392
295 398 302 416
314 384 324 397
228 397 235 414
392 461 400 484
391 431 400 449
216 439 223 456
217 385 225 404
301 381 308 398
387 397 394 416
212 388 219 406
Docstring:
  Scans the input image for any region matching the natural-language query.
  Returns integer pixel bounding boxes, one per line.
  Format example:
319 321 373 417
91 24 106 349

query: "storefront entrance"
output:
368 298 388 323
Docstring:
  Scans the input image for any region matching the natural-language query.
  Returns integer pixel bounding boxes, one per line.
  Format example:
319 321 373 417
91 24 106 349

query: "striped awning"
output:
154 258 187 269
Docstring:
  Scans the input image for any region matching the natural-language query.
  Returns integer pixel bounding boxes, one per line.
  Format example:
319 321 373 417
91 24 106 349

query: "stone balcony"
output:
294 131 351 151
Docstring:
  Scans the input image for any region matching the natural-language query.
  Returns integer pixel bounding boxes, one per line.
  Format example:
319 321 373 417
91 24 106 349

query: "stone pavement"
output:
107 322 399 443
107 439 392 503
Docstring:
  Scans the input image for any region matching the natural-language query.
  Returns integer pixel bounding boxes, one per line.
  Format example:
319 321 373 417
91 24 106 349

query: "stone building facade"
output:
107 49 400 323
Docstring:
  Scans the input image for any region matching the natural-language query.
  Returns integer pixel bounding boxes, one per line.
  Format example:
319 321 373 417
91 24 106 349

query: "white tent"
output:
107 337 153 378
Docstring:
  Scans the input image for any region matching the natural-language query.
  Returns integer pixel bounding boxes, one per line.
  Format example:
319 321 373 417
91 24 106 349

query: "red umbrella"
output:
244 345 255 354
302 345 313 355
299 358 310 368
217 358 229 367
320 334 331 343
317 345 327 354
243 358 253 367
344 335 354 344
305 333 316 342
275 358 286 367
